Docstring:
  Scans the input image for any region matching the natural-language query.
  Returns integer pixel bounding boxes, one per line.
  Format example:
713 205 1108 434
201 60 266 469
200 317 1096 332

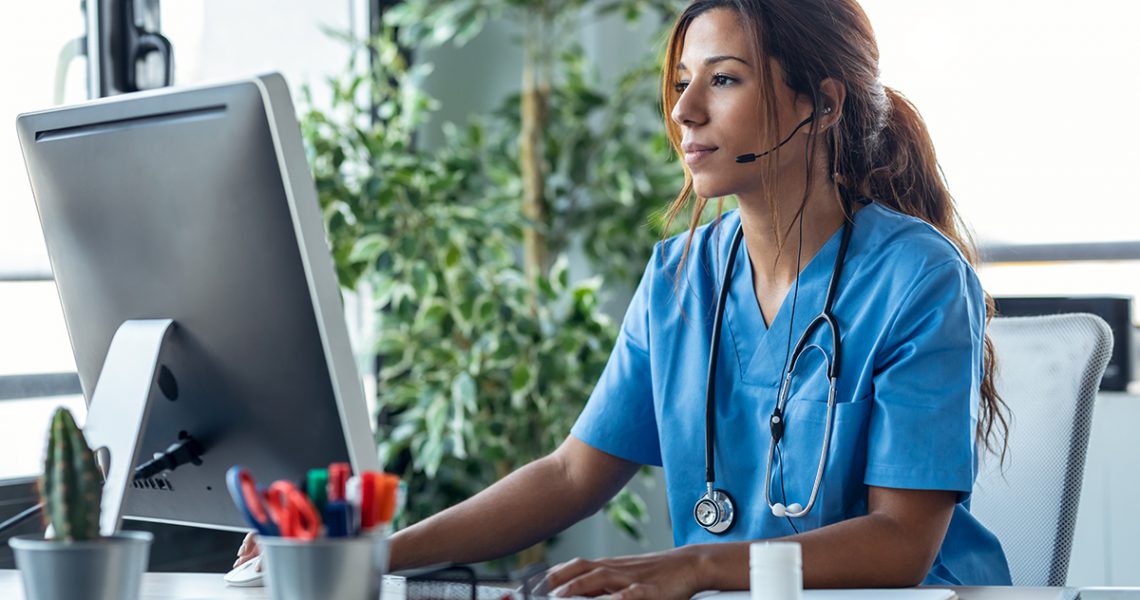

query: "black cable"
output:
0 503 44 536
0 434 204 536
132 434 203 480
775 210 806 537
781 206 806 381
736 115 816 163
775 444 800 535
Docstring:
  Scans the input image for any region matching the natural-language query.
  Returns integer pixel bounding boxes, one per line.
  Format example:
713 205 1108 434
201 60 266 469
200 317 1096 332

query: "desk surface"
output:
0 571 265 599
0 572 1093 600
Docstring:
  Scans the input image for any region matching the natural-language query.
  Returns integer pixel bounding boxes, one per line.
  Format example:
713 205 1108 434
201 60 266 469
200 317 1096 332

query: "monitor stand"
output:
80 319 175 536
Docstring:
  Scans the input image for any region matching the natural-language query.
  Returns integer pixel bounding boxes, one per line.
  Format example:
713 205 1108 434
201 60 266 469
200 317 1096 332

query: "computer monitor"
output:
14 73 380 533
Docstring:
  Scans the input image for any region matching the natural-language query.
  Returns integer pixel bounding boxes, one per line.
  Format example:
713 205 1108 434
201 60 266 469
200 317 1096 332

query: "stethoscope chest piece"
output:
694 487 736 534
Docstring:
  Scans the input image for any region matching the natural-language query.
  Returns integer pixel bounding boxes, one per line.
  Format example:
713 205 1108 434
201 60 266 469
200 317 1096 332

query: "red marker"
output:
327 462 351 503
358 472 381 531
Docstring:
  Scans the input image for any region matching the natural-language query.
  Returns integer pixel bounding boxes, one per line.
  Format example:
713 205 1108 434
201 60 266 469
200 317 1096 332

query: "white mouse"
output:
223 554 264 587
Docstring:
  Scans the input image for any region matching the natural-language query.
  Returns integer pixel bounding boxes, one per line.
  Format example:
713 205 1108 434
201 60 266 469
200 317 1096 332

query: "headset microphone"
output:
735 106 832 164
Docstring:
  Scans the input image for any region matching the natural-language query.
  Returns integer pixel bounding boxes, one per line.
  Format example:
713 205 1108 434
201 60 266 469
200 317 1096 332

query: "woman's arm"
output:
545 486 956 599
388 435 641 572
699 486 957 589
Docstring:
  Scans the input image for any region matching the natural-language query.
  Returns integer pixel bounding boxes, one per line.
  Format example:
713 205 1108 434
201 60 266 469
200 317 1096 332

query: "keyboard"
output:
381 574 598 599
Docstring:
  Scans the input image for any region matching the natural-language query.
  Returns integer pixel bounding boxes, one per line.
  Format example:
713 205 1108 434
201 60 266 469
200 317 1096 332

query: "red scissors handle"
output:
265 481 321 541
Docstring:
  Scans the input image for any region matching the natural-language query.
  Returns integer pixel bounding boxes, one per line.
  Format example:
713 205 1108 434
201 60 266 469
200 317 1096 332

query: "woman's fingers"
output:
543 557 597 592
238 532 252 554
232 532 260 568
545 550 700 600
611 582 658 600
552 565 632 598
231 551 256 569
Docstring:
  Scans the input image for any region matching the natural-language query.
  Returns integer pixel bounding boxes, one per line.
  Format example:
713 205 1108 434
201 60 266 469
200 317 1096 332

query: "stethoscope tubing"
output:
703 204 855 522
704 224 745 485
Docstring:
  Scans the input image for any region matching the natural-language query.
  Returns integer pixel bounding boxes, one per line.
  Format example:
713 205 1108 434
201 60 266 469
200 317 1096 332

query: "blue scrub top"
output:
571 201 1011 586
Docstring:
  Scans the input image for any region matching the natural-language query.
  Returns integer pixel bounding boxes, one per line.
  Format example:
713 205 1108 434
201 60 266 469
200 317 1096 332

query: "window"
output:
0 4 90 480
159 0 366 104
863 0 1140 245
861 1 1140 317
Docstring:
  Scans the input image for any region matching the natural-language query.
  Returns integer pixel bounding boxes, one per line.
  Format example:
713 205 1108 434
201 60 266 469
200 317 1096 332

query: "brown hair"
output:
660 0 1009 460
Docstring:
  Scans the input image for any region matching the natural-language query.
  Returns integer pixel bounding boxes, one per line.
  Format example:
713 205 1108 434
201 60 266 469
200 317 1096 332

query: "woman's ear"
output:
815 78 847 131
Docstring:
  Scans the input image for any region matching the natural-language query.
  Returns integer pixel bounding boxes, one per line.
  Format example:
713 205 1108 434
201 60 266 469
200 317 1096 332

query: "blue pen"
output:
325 462 353 537
324 501 352 537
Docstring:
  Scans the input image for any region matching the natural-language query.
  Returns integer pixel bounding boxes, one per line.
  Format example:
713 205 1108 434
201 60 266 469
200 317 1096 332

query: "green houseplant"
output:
300 0 688 553
8 407 153 600
301 34 628 541
384 0 685 284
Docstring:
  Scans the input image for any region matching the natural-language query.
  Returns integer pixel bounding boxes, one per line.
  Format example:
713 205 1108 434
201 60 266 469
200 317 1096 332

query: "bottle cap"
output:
750 541 802 568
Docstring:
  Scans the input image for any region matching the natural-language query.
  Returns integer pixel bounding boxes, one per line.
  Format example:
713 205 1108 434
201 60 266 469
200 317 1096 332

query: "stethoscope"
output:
693 205 855 534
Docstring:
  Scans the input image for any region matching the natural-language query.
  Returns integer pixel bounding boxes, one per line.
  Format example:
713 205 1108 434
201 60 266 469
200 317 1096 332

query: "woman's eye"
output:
674 74 734 93
712 74 736 87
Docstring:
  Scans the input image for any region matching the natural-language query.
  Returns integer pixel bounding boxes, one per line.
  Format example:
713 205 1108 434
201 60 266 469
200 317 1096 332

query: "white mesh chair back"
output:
971 314 1113 586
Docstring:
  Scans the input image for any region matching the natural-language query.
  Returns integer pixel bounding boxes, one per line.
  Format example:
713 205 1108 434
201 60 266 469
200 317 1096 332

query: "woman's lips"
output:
683 146 718 166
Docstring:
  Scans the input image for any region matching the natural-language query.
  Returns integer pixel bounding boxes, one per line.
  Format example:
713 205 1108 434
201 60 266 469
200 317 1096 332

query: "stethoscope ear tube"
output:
764 374 839 519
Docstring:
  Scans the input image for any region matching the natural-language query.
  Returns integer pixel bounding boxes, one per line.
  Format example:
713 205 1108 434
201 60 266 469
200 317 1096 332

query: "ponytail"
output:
859 87 1010 463
864 88 954 232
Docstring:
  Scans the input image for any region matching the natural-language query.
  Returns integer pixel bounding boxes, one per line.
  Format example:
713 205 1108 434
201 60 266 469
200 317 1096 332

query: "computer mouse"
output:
223 555 264 587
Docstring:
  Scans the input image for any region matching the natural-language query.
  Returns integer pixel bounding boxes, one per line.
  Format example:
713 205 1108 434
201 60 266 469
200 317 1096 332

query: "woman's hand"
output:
544 546 708 600
232 532 261 570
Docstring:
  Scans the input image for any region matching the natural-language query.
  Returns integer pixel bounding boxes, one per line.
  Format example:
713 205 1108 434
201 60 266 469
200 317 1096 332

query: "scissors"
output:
225 466 321 540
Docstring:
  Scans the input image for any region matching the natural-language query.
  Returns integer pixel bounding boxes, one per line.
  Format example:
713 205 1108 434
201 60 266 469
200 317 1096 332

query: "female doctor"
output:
237 0 1013 595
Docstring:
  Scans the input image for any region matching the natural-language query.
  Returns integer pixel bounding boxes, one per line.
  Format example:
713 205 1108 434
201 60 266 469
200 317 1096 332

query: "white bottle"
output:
750 541 802 600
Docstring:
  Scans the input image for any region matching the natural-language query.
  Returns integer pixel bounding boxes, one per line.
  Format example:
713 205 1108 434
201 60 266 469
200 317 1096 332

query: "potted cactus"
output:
7 407 153 600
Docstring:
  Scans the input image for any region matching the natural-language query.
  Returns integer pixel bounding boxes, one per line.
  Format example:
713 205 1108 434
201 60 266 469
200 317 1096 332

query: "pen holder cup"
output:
259 533 388 600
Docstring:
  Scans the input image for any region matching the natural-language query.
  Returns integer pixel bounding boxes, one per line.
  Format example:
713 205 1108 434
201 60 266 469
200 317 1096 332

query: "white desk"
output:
0 571 1093 600
0 571 266 599
705 592 1075 600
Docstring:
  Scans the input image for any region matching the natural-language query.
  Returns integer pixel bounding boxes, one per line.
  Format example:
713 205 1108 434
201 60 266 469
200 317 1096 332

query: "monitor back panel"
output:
17 80 359 530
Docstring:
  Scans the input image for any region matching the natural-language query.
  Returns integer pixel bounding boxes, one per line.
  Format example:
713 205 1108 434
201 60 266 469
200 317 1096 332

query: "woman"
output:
236 0 1012 595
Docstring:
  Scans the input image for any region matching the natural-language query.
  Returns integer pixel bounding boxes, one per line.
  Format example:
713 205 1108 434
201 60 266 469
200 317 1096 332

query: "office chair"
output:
970 313 1113 586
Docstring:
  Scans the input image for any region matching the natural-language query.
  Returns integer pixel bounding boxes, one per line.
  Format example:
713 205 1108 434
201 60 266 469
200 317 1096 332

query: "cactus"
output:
38 407 102 542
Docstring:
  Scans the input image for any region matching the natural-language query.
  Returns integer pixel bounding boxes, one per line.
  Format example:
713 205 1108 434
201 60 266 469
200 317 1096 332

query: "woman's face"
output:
670 9 809 199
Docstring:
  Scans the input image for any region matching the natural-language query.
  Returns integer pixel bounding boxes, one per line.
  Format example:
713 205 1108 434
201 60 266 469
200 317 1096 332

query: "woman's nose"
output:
671 87 707 127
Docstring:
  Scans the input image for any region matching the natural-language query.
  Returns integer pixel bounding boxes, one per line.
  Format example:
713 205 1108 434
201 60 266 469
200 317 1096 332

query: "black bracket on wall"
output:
84 0 173 97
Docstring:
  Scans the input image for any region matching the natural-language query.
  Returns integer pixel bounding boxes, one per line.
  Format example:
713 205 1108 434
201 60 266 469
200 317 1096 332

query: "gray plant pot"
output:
8 530 153 600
